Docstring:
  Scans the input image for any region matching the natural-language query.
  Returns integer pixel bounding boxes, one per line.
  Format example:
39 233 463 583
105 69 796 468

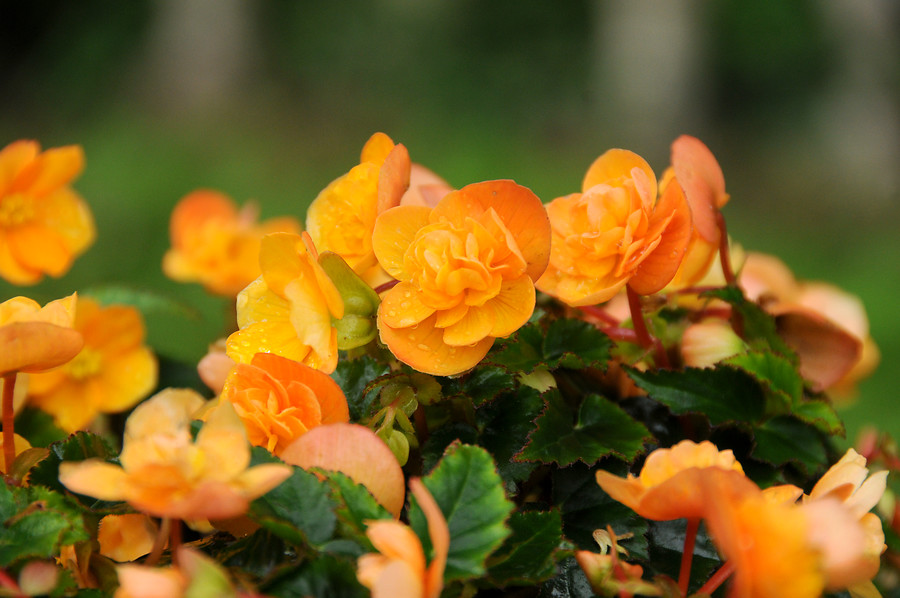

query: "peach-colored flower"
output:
680 318 747 368
306 132 410 287
400 163 453 208
98 514 159 563
0 294 82 375
27 297 158 432
226 232 344 373
739 252 879 394
282 422 406 517
663 135 730 288
197 339 234 394
357 478 448 598
595 439 752 520
218 352 349 456
163 189 301 296
536 148 693 306
59 388 291 521
372 180 551 376
113 547 237 598
0 140 95 285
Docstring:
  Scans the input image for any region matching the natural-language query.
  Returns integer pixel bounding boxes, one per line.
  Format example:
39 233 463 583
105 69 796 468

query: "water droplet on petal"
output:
416 343 430 351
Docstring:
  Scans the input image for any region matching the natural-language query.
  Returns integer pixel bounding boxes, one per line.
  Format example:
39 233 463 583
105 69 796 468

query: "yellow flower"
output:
307 132 411 287
595 439 751 521
98 514 159 563
357 478 448 598
372 180 551 376
27 297 158 432
0 294 82 375
226 232 344 373
536 149 693 306
0 140 95 285
218 352 349 456
163 189 301 296
59 388 292 521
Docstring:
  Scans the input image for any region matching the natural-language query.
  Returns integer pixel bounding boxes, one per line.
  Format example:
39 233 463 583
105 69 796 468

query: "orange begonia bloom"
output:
0 140 95 285
0 294 83 375
114 547 237 598
282 422 406 517
595 439 751 520
27 297 158 432
372 179 551 376
218 352 349 456
226 232 344 373
680 318 747 368
163 189 301 296
536 149 692 306
98 514 159 563
357 478 449 598
306 132 411 287
663 135 730 288
59 388 291 521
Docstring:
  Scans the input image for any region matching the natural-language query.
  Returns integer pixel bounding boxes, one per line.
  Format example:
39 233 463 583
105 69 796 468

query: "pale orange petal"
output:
372 556 424 598
441 305 492 347
7 224 72 277
0 322 83 374
777 311 862 392
169 189 237 249
13 145 83 197
484 275 536 338
249 352 349 424
94 347 158 412
0 140 39 196
377 143 411 214
379 282 436 329
361 132 396 165
365 520 426 571
409 478 449 598
378 313 493 377
33 187 95 255
372 205 433 280
59 460 130 501
671 135 727 243
582 149 657 195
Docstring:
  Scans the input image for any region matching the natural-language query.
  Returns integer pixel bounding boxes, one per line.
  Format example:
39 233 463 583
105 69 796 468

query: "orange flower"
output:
59 388 292 521
663 135 730 288
595 439 752 520
357 478 448 598
372 180 551 376
162 189 301 296
27 297 158 432
536 149 692 306
680 318 747 368
306 132 411 286
98 514 159 563
0 140 95 285
218 352 349 456
226 232 344 373
114 547 237 598
0 294 82 375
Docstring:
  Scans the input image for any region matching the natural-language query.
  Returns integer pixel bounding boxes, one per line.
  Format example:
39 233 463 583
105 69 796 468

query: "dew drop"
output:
416 343 430 351
400 301 410 309
388 309 397 317
407 334 417 341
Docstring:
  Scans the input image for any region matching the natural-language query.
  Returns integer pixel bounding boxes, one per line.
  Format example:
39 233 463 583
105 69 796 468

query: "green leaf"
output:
324 470 392 548
791 398 844 436
518 392 651 467
248 448 337 547
331 355 391 421
0 483 90 566
410 443 514 581
724 350 801 416
441 365 515 408
702 286 796 359
13 407 67 447
628 365 766 426
542 318 613 370
264 554 369 598
421 422 479 476
485 510 563 586
645 519 721 592
552 462 649 560
752 416 828 475
537 556 595 598
488 322 545 373
476 385 544 488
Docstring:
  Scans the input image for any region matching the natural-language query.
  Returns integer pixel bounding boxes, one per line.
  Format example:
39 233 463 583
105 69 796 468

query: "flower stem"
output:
678 518 700 596
2 372 18 480
716 212 736 287
145 517 171 567
626 286 669 368
578 304 621 326
696 560 735 596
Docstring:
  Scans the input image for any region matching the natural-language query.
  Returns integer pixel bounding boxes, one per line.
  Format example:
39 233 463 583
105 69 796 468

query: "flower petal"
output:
59 460 130 501
582 149 656 195
377 143 411 214
249 352 349 424
373 205 433 280
379 282 436 329
0 322 83 374
378 313 493 377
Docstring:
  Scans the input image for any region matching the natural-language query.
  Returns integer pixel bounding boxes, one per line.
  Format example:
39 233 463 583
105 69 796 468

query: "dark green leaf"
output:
702 286 796 359
628 365 766 426
485 510 562 586
410 443 514 581
543 318 613 370
217 529 289 579
324 470 392 548
264 554 368 598
518 392 651 467
646 519 721 592
331 355 391 421
552 462 649 560
791 397 844 436
13 407 67 447
476 386 544 488
421 423 479 476
537 556 595 598
724 350 801 416
248 448 337 547
488 322 545 373
441 365 515 408
752 416 828 475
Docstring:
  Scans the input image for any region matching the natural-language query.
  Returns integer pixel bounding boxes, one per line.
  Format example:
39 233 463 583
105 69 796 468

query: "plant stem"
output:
145 517 171 567
716 212 736 287
678 518 700 596
626 286 669 368
2 372 18 479
577 304 620 326
696 560 735 596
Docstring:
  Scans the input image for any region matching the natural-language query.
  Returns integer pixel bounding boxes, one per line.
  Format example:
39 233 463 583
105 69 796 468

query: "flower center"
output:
0 194 35 227
66 348 103 380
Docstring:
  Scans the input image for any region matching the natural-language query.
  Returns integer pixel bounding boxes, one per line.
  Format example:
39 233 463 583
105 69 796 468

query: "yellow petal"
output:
0 322 83 375
582 149 657 196
59 460 130 501
378 313 493 377
373 205 433 280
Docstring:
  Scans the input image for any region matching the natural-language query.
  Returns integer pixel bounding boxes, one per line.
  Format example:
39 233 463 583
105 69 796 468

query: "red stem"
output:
716 212 736 287
577 304 621 326
696 560 735 596
678 518 701 596
599 327 640 344
625 286 670 368
144 517 171 567
2 372 17 479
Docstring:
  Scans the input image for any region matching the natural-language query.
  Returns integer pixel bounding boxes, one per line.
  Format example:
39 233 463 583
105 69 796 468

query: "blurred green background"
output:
1 1 898 442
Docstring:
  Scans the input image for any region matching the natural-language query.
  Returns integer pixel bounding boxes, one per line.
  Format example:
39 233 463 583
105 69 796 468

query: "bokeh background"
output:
1 1 898 442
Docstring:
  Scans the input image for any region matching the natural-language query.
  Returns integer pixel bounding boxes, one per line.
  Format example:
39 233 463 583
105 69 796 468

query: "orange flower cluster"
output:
0 141 95 285
591 440 887 598
163 189 301 296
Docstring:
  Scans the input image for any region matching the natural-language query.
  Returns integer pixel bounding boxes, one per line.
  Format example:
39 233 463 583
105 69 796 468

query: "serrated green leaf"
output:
476 386 543 488
324 470 392 548
331 355 391 421
752 416 828 475
411 443 514 581
628 365 766 426
724 350 802 416
702 287 796 359
488 322 545 373
441 365 515 408
518 392 651 467
421 423 479 476
552 462 649 561
537 556 596 598
646 519 721 592
263 554 368 598
248 448 337 547
485 510 563 586
13 407 67 447
543 318 613 370
792 398 844 436
0 483 89 566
